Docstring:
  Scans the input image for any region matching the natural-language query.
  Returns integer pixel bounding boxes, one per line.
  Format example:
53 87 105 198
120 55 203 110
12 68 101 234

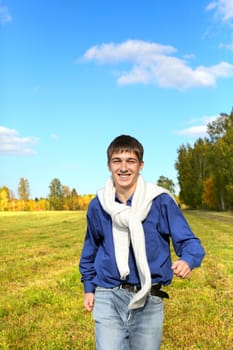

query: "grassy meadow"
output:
0 210 232 349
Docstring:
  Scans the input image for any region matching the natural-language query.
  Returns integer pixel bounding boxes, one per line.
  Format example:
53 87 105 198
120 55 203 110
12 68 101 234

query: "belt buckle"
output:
120 284 138 293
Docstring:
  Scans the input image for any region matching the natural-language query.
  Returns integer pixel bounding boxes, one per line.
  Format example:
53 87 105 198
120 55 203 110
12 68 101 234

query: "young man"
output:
79 135 205 350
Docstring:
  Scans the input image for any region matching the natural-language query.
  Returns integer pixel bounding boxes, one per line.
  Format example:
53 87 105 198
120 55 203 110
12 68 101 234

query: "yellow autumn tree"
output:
0 186 10 211
202 177 218 209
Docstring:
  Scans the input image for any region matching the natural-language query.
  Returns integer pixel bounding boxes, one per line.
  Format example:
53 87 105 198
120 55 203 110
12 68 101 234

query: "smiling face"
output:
108 150 144 195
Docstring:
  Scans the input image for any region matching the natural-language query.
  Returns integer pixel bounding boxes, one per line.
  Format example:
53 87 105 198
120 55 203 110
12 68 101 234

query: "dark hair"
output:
107 135 144 164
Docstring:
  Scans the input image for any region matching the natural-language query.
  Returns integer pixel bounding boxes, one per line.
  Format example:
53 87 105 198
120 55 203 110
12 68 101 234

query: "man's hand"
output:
171 260 191 279
84 293 95 311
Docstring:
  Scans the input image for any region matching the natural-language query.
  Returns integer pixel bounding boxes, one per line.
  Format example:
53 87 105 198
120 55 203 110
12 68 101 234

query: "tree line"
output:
0 175 176 212
0 178 95 211
176 108 233 210
1 108 232 211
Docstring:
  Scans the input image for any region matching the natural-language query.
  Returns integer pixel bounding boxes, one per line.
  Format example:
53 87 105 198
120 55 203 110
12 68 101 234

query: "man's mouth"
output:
118 173 130 178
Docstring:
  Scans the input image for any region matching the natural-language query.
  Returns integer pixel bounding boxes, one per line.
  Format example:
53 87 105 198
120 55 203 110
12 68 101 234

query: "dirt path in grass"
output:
185 210 233 223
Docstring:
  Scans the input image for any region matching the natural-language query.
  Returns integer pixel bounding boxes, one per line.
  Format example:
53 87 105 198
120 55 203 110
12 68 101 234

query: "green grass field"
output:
0 210 232 349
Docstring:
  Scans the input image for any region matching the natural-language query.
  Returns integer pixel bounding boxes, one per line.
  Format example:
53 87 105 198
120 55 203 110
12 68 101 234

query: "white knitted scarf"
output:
97 175 171 309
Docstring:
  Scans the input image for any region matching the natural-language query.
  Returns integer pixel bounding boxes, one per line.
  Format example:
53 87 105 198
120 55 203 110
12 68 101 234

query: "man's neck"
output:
115 187 135 205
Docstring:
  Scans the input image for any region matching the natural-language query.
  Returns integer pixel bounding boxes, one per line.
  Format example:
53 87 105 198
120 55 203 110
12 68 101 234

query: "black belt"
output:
120 283 169 299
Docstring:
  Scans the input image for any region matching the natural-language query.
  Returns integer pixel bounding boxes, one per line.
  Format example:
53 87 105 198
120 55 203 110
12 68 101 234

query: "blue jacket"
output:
79 193 205 293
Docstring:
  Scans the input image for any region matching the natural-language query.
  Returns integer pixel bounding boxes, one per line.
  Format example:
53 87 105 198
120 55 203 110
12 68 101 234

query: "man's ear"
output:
139 161 144 171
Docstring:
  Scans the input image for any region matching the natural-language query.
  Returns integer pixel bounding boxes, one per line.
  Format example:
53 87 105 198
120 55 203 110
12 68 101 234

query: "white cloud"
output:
200 115 219 124
206 1 233 51
173 115 219 137
206 2 218 12
83 40 176 63
0 126 39 155
219 34 233 50
0 4 12 24
81 40 233 89
183 53 196 60
50 133 59 140
175 125 208 137
206 0 233 21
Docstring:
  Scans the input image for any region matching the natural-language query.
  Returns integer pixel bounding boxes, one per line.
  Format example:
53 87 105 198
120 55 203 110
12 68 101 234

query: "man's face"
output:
108 151 144 192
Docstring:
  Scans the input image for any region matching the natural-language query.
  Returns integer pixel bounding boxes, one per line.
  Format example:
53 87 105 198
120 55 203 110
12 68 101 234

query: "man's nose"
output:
120 161 128 171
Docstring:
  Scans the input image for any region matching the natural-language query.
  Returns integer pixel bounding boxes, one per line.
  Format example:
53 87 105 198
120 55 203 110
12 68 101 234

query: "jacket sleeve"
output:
159 194 205 270
79 201 101 293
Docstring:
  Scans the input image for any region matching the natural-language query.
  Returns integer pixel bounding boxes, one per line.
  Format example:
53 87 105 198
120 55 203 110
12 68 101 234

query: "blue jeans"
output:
93 286 164 350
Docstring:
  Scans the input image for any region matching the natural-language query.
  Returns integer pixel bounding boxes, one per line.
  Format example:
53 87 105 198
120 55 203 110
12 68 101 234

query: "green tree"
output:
192 138 212 207
175 138 211 208
69 188 80 210
175 108 233 210
48 178 64 210
175 143 197 207
63 186 80 210
18 178 30 200
207 113 231 143
223 125 233 209
157 176 175 194
207 111 233 210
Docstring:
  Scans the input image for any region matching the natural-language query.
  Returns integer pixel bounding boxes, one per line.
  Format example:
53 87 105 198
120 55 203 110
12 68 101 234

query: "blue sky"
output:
1 0 233 198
